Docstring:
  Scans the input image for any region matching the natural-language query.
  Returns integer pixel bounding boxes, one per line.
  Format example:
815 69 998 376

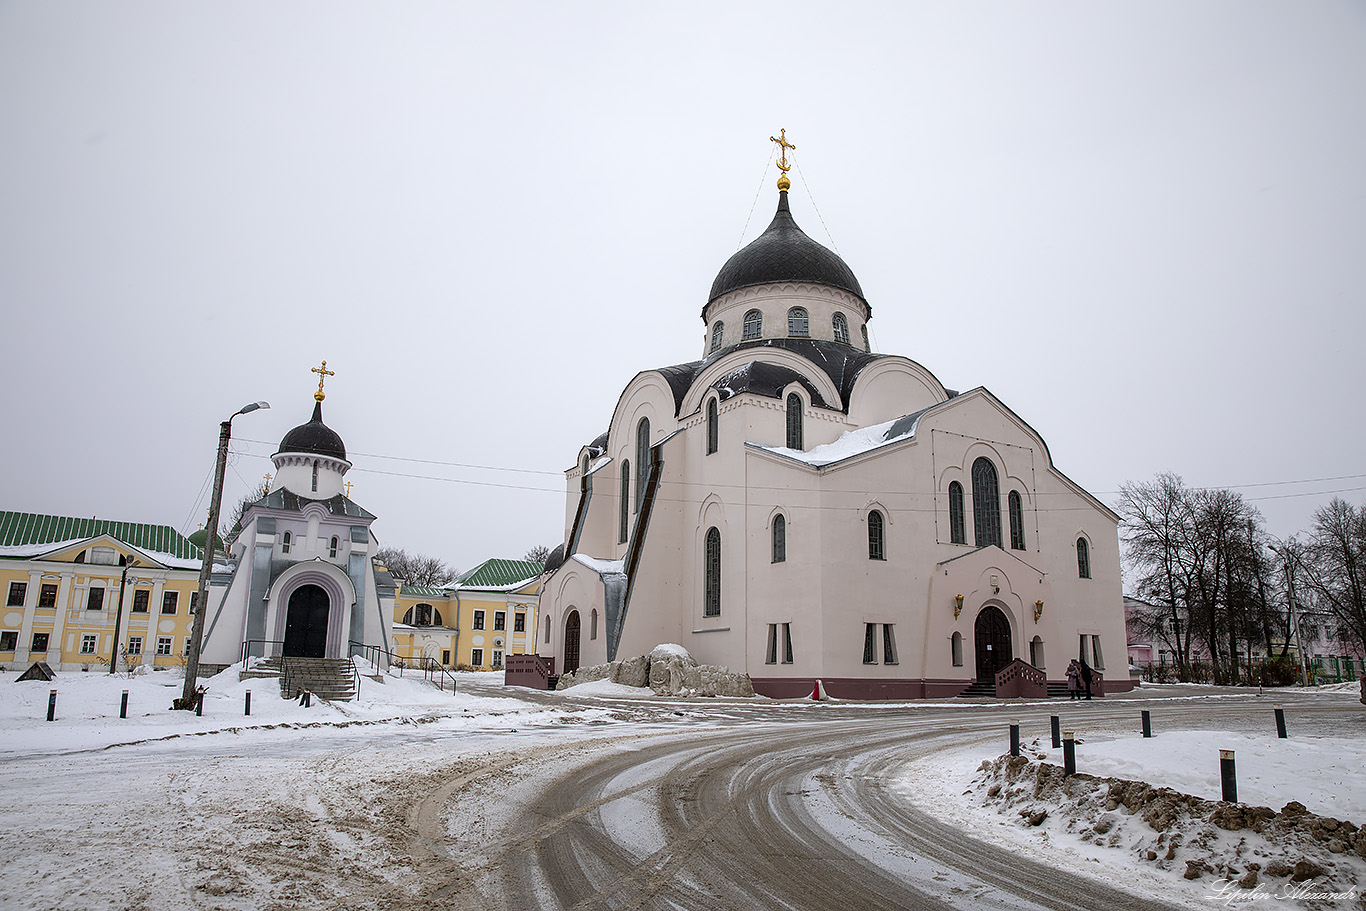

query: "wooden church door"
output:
564 610 581 675
283 584 330 658
974 605 1012 683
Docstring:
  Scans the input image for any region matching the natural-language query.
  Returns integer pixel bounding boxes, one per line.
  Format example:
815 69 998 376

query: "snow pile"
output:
555 643 755 697
970 750 1366 897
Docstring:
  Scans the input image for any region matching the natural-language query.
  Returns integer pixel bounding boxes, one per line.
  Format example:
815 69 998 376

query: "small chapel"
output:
537 132 1130 698
198 365 396 670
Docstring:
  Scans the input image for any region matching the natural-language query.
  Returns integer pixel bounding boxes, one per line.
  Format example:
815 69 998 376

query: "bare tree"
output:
524 545 552 563
225 477 271 542
374 547 458 588
1303 498 1366 658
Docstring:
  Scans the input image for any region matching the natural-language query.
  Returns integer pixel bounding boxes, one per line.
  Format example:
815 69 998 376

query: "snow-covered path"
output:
1 669 1362 910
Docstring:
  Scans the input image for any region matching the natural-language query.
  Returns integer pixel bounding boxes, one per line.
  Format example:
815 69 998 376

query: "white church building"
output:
199 376 396 670
537 144 1128 698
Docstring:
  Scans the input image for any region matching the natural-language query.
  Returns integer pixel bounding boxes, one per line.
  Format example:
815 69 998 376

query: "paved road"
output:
421 689 1360 911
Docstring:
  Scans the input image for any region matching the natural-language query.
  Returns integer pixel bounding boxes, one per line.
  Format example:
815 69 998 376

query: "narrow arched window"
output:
743 309 762 340
786 393 803 450
619 460 630 544
635 418 651 511
787 307 809 337
772 514 786 563
861 324 870 351
949 481 965 544
868 510 885 561
952 631 964 667
832 312 850 345
710 321 724 353
591 608 598 640
311 460 319 492
972 458 1002 548
706 399 718 455
281 531 292 555
1077 537 1091 579
545 615 552 643
328 535 338 558
704 527 721 617
1008 491 1025 550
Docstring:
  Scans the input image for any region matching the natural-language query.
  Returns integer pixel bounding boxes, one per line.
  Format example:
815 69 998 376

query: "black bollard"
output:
1062 730 1076 776
1141 709 1152 738
120 690 129 719
245 689 252 716
1050 714 1061 749
303 689 311 708
47 690 57 722
195 690 204 716
1220 749 1237 802
1274 704 1287 739
1009 721 1020 757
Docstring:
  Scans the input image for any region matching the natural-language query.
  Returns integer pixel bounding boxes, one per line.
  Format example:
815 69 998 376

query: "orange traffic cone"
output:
811 679 823 700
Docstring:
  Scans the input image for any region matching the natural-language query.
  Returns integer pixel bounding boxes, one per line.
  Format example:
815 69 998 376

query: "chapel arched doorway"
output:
974 604 1012 683
564 610 582 675
284 584 330 658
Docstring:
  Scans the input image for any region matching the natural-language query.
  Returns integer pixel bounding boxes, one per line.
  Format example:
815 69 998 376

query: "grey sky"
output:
1 2 1362 570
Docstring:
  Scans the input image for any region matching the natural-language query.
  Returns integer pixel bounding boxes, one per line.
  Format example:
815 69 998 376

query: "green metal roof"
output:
397 584 453 599
455 558 544 589
0 510 203 561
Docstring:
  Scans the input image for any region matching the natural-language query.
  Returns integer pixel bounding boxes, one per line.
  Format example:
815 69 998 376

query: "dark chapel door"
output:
283 584 330 658
563 610 581 676
974 605 1013 683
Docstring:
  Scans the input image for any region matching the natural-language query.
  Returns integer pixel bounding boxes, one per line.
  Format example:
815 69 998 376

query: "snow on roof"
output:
752 411 926 467
0 538 88 559
570 554 626 575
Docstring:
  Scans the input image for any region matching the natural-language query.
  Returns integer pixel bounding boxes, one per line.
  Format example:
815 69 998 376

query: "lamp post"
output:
109 556 138 674
180 400 269 708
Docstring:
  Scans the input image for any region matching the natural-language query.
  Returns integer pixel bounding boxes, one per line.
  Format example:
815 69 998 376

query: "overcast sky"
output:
1 2 1362 571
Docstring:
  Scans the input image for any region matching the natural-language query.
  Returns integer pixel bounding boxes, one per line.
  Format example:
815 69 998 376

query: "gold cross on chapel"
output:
344 481 353 498
770 128 796 189
311 360 335 402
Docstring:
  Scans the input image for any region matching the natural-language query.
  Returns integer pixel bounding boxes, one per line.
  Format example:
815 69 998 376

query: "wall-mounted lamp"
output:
1034 600 1044 624
954 593 964 619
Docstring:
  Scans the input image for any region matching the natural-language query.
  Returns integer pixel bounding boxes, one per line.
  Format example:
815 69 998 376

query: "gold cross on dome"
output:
344 481 353 498
263 472 272 494
311 360 335 402
770 128 796 188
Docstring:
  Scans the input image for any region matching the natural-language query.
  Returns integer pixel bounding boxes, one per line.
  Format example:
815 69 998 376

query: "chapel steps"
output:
242 656 358 701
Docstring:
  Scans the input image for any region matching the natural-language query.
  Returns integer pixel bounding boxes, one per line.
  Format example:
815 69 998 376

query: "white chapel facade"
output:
537 137 1128 698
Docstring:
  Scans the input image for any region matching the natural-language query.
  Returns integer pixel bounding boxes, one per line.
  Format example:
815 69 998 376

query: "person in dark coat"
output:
1080 657 1093 700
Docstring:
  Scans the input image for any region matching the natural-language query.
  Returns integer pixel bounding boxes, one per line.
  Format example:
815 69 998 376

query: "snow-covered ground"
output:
3 665 1363 910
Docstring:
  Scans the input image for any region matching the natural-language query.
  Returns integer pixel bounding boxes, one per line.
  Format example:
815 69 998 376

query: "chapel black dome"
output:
277 401 347 460
708 190 865 304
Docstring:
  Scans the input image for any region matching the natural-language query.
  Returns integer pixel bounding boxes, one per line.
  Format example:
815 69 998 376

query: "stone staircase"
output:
956 678 1069 698
241 656 358 702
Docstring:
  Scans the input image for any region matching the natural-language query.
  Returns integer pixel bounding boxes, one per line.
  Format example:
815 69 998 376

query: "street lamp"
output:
109 556 139 674
179 400 269 708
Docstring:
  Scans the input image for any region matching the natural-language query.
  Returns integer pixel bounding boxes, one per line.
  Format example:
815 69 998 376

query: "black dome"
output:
277 401 346 460
708 191 865 304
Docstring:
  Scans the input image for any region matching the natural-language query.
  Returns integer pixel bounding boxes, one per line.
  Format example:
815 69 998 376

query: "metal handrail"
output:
348 639 396 670
406 656 458 693
240 639 287 667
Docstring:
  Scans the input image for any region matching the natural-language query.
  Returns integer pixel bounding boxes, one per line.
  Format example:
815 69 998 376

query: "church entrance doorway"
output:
974 605 1012 683
564 610 581 675
284 585 330 658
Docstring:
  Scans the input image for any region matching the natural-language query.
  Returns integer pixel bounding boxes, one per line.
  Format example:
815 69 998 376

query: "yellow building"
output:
0 511 205 672
391 559 542 670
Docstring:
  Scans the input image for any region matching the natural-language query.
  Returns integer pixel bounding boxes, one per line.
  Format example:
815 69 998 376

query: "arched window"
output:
952 631 964 667
861 324 870 352
743 309 762 340
787 307 809 337
1077 537 1091 579
591 608 598 640
281 531 292 555
545 615 552 643
972 457 1002 548
635 418 651 511
832 312 850 344
868 510 885 560
311 460 319 492
704 527 721 617
1030 635 1045 669
1008 491 1025 550
786 393 803 450
772 514 786 563
948 481 966 544
706 399 718 455
619 460 630 544
710 321 724 353
329 535 339 558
